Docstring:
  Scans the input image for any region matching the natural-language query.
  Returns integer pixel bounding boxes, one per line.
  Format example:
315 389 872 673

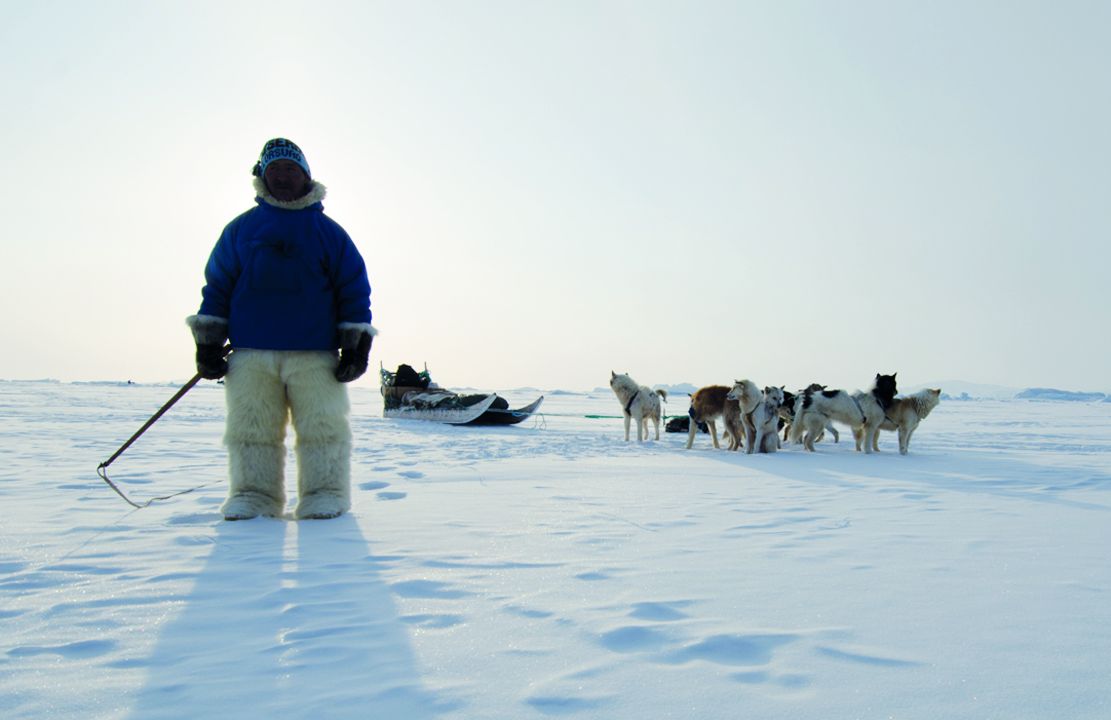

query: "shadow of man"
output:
283 515 454 715
127 515 450 718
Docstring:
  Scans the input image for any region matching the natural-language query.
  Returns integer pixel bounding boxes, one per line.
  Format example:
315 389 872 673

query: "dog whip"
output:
97 347 229 508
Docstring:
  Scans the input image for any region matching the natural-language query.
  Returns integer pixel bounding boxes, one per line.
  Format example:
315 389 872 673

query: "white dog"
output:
788 387 866 452
724 380 762 452
753 386 784 454
610 371 668 442
855 388 941 455
791 374 898 454
851 373 899 454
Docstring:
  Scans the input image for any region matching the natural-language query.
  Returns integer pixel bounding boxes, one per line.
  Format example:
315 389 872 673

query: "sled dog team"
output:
610 371 942 456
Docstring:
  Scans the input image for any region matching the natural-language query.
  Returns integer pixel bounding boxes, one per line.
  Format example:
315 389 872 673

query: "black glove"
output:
335 328 373 383
196 343 228 380
187 315 230 380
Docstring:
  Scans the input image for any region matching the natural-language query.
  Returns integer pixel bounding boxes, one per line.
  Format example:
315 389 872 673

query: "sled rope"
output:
548 413 690 420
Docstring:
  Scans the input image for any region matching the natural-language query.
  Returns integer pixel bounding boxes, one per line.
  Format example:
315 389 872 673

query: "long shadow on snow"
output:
126 515 455 719
695 441 1111 513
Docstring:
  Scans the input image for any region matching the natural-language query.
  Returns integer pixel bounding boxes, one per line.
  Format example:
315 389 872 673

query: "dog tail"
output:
656 389 668 403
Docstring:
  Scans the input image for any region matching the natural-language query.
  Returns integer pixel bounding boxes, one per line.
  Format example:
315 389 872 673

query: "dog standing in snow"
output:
753 386 785 453
850 373 899 454
789 386 867 452
779 384 840 445
857 387 941 454
685 384 733 449
721 393 743 450
790 374 897 454
610 371 668 441
724 379 762 452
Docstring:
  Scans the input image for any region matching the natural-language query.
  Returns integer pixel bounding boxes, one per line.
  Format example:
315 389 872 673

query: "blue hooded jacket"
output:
197 179 372 351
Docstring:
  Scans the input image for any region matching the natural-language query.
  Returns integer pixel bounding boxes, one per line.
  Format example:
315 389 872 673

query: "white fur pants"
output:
222 350 352 519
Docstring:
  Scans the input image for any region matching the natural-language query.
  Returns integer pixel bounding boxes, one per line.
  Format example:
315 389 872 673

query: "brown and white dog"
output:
855 387 941 455
610 371 668 442
686 384 732 449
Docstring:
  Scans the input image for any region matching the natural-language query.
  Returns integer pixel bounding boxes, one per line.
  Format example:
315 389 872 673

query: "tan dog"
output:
721 395 744 451
610 371 668 442
855 388 941 455
685 385 731 449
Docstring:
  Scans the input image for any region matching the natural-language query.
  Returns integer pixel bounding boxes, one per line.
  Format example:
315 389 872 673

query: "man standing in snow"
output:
187 138 375 521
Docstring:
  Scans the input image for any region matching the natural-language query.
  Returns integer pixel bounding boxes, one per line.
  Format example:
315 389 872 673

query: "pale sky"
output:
2 1 1108 393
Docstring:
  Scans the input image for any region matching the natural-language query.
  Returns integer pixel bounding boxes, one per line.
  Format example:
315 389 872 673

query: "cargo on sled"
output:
379 363 544 425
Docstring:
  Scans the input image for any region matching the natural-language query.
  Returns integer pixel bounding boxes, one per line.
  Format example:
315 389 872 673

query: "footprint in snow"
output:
166 512 223 526
662 632 798 667
401 613 465 629
8 639 118 659
358 480 390 491
575 571 612 582
377 491 407 501
392 579 469 599
599 625 672 653
526 695 614 715
504 604 555 619
398 470 424 479
628 601 693 622
732 670 812 688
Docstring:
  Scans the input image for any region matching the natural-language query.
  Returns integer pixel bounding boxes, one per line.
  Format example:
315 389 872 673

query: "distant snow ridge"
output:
656 383 698 396
1015 388 1107 402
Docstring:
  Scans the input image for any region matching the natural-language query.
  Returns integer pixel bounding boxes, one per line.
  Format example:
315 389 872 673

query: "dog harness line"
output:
850 395 866 423
872 388 897 425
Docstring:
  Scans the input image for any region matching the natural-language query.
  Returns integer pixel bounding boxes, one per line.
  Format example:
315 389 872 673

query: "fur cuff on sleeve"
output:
338 322 377 337
186 314 229 345
338 323 377 350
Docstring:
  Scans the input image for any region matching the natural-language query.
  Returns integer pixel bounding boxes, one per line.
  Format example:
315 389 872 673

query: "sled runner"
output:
384 391 500 424
466 395 545 426
380 363 541 425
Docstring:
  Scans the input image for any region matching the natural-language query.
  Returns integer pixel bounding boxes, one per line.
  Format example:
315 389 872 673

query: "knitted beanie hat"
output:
252 138 311 178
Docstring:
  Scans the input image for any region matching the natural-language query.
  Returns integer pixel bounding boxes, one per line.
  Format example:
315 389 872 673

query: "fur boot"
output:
294 441 352 519
222 351 290 519
284 352 353 519
223 443 286 519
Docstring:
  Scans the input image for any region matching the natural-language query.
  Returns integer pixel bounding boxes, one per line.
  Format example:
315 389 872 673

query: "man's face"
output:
263 160 310 202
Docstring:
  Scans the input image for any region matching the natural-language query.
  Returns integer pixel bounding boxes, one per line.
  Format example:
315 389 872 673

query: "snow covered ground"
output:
2 379 1109 719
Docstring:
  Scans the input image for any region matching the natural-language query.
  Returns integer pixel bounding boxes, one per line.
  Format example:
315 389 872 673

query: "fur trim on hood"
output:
253 176 327 210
